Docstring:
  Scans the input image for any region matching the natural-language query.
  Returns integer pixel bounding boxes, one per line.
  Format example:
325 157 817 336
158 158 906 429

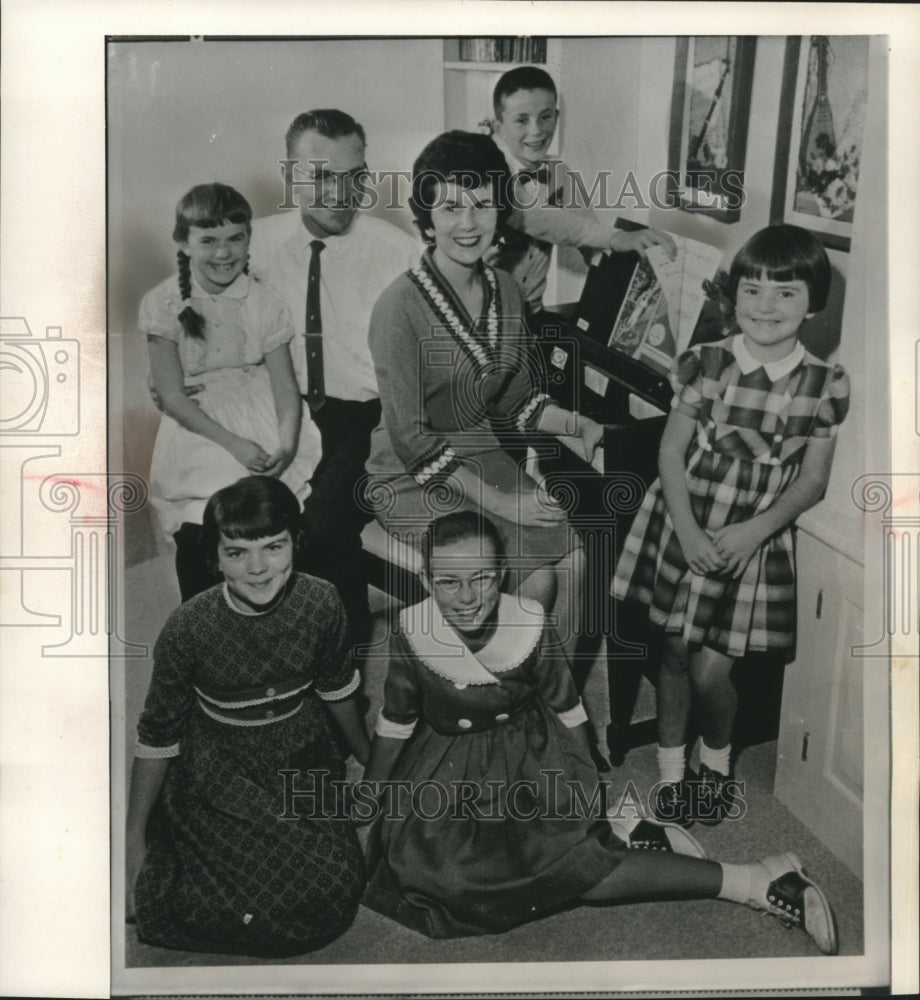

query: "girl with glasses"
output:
361 511 837 955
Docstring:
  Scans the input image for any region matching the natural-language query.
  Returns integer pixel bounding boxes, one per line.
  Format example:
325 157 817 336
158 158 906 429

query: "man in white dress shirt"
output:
249 109 421 644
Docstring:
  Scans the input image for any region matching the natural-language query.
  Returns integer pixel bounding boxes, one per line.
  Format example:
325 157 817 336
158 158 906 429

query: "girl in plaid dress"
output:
612 225 850 826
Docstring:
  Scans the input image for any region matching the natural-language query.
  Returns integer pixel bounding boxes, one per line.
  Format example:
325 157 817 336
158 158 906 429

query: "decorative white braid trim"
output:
198 699 303 727
317 668 361 702
411 262 498 372
516 392 549 432
483 266 499 350
134 741 180 759
414 447 457 486
194 678 313 710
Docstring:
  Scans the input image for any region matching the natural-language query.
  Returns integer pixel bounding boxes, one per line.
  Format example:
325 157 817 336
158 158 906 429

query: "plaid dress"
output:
612 335 850 658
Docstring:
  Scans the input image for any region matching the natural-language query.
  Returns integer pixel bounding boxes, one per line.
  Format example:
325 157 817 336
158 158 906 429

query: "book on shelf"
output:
454 37 547 65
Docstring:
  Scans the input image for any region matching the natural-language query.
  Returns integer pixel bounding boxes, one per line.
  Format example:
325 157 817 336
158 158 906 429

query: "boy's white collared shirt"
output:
490 135 613 255
493 135 561 202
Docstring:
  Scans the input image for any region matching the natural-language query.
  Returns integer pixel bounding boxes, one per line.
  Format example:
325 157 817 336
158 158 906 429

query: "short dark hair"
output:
410 131 513 244
285 109 366 157
420 511 505 578
493 66 558 117
202 476 302 566
728 224 831 313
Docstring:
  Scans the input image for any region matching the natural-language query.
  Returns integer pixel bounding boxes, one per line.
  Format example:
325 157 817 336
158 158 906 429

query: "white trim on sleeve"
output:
317 668 361 702
134 741 180 759
557 702 588 729
374 712 417 740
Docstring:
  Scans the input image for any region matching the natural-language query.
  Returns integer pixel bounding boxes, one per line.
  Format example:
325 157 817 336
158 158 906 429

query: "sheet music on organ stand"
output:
573 224 724 389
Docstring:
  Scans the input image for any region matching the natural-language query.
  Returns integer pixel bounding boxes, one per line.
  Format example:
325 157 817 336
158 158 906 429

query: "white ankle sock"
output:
699 739 732 775
607 814 639 837
717 862 753 904
657 744 686 785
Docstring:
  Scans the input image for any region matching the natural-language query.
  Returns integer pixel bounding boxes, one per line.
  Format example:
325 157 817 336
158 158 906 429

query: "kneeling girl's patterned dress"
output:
132 574 365 957
613 334 849 658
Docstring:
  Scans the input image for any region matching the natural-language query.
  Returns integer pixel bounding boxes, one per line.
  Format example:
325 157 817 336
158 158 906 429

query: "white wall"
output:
553 37 642 302
108 37 443 495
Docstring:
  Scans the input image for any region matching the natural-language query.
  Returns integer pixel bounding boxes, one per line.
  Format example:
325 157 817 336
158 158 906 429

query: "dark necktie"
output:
305 239 326 412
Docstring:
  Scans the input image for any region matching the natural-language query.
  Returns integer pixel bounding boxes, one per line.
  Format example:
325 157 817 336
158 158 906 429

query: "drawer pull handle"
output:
815 590 823 619
801 732 809 761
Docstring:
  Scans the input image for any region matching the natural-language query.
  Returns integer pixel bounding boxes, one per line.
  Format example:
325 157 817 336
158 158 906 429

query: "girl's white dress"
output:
139 272 321 536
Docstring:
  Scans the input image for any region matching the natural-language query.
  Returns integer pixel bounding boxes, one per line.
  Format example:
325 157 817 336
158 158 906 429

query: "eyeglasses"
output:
291 162 369 189
430 571 499 597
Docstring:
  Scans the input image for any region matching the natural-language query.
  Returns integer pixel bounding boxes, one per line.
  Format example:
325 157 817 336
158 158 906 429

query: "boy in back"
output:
490 65 673 317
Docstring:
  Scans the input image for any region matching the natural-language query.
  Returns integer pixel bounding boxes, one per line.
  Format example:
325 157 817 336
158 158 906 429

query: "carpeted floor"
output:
115 550 865 970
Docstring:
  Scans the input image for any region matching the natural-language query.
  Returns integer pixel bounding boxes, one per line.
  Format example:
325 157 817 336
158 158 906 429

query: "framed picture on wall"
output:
666 36 756 223
771 35 869 252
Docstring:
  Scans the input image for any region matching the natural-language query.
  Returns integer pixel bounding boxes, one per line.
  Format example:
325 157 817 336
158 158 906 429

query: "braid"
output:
176 251 206 341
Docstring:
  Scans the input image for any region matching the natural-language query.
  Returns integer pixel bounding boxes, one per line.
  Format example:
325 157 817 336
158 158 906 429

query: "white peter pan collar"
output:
732 334 804 381
399 593 544 687
189 272 250 300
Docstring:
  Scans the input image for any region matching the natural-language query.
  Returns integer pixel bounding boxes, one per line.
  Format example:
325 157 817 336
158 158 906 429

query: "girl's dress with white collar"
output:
613 334 850 658
363 592 627 938
140 271 321 537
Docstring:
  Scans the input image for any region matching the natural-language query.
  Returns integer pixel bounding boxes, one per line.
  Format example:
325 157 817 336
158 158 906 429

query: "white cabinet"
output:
774 528 864 876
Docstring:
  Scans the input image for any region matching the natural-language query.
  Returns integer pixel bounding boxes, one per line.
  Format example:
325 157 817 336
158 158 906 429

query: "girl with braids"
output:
140 183 321 600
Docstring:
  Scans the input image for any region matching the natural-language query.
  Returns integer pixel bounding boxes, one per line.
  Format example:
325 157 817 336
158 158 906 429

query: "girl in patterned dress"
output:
613 225 850 827
125 477 369 957
141 183 321 600
362 511 839 955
